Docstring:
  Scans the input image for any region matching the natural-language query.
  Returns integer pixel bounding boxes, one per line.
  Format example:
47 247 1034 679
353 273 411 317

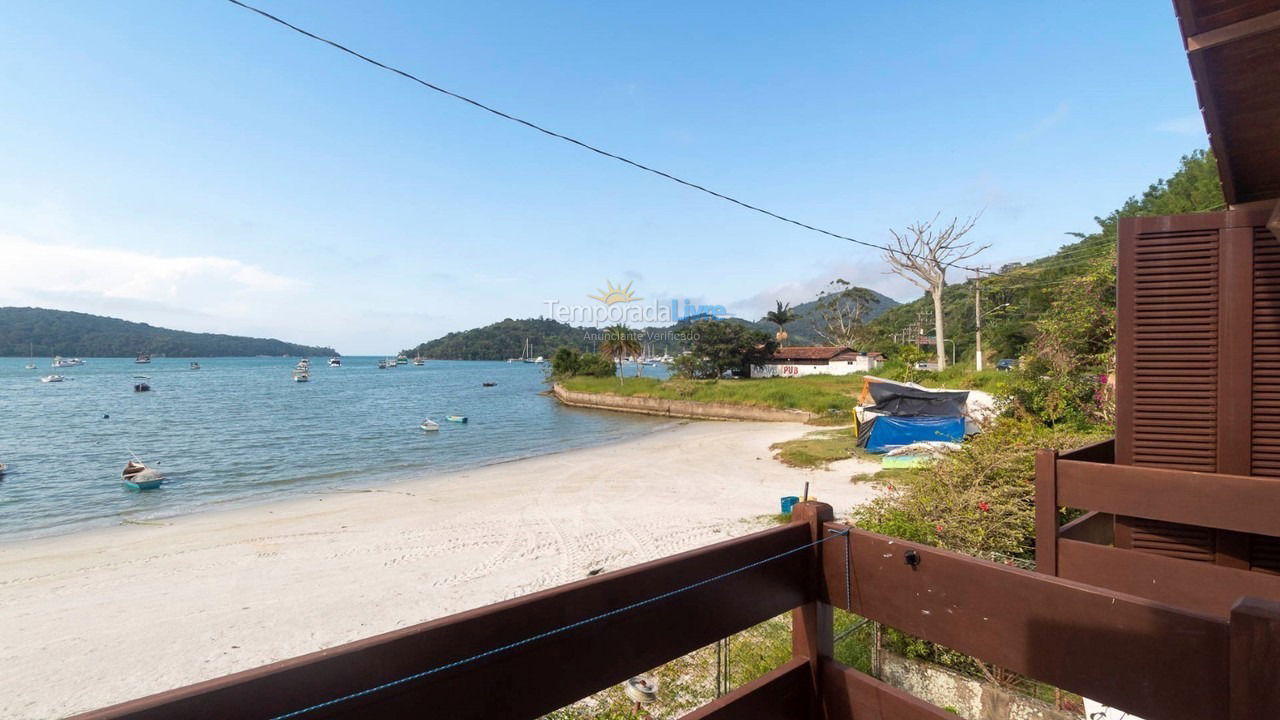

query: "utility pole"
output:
974 267 989 371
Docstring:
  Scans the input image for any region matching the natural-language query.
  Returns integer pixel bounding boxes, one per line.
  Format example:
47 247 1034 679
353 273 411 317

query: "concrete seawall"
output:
551 384 816 422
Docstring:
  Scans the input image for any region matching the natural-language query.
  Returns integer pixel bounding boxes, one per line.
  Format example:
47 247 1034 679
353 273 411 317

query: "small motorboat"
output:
122 461 164 490
133 376 151 392
190 362 201 370
445 415 468 424
413 356 425 366
420 419 440 432
40 374 65 383
328 357 341 367
52 356 84 368
292 369 310 383
482 382 497 387
135 352 151 364
395 355 409 366
377 360 388 369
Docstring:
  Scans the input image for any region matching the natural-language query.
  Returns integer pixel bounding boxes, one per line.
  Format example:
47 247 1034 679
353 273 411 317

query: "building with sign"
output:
750 346 883 378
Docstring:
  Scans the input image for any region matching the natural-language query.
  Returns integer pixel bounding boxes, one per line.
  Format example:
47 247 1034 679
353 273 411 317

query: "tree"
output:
685 319 776 378
764 301 797 344
598 324 643 379
882 214 987 369
814 279 878 348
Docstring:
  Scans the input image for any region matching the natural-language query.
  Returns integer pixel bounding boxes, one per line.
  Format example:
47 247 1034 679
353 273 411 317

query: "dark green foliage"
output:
549 347 615 379
0 307 335 357
679 319 776 378
407 317 592 361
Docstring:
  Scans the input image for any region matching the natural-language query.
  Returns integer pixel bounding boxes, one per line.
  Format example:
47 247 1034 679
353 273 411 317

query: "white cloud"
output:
729 262 922 322
1155 113 1205 136
0 234 303 334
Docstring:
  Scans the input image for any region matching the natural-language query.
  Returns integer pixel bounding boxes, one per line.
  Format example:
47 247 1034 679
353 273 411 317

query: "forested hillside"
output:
0 307 336 357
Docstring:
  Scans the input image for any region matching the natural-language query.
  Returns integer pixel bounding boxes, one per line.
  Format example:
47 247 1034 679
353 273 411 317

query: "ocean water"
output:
0 357 670 540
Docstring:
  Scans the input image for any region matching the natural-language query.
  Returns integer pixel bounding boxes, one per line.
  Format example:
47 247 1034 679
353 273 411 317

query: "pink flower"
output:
935 524 944 533
978 501 991 513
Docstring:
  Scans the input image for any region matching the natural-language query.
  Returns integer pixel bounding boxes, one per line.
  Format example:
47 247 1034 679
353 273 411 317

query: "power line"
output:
223 0 985 271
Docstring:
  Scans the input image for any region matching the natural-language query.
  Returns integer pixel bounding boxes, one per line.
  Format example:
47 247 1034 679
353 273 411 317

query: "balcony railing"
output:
73 502 1280 720
1036 439 1280 618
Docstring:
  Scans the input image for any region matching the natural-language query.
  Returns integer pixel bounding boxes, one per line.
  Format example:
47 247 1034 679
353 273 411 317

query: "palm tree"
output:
599 324 643 380
764 301 797 345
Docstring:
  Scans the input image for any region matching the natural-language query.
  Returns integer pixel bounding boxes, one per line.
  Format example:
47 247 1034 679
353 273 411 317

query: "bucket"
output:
780 496 800 514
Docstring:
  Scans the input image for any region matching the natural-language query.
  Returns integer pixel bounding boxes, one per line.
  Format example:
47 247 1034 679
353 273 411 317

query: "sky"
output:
0 1 1209 354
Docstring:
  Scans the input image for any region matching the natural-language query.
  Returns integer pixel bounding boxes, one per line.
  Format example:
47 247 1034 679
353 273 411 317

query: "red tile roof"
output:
769 346 860 361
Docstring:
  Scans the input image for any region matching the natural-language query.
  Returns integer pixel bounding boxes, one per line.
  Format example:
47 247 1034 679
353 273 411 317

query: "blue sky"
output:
1 1 1207 353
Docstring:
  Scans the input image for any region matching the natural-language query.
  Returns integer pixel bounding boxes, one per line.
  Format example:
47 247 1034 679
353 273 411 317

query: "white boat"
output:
40 374 65 383
51 356 84 368
413 356 425 366
292 369 310 382
420 419 440 431
328 357 341 367
25 342 35 369
190 362 201 370
135 352 151 364
395 355 409 366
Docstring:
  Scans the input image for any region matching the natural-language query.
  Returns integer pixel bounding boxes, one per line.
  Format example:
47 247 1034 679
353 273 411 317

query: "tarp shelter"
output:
858 416 966 453
854 376 972 453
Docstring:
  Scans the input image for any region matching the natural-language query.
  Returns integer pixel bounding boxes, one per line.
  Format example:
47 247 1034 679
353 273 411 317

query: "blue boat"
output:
445 415 468 424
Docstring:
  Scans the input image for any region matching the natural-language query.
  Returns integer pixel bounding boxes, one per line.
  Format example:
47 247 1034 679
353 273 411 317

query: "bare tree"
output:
883 214 987 369
815 279 878 348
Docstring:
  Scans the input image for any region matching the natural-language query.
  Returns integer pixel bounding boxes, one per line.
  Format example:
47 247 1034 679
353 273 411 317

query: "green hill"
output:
405 288 898 361
0 307 337 358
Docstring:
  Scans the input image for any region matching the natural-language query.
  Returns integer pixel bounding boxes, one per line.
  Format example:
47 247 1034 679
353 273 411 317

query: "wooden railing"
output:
74 502 1280 720
1037 439 1280 618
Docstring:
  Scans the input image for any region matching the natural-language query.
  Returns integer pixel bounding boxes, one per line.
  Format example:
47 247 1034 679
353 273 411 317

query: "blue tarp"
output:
861 415 965 453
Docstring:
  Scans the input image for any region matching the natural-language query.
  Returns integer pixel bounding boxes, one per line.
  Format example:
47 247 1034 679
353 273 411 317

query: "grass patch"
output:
560 374 863 414
769 428 859 469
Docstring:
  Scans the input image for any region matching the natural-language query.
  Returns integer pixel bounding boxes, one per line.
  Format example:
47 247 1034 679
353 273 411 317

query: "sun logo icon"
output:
589 280 642 305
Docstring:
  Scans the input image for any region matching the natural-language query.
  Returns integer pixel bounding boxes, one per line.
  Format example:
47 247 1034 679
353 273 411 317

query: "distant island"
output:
0 307 337 358
403 288 899 361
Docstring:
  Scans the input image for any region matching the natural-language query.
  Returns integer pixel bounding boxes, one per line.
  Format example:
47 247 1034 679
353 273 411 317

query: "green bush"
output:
550 347 617 380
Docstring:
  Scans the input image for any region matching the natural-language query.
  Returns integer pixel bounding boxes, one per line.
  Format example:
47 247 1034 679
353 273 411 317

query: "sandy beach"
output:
0 420 879 719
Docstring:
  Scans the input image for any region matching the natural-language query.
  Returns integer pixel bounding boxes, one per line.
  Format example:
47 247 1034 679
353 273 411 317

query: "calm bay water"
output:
0 357 670 540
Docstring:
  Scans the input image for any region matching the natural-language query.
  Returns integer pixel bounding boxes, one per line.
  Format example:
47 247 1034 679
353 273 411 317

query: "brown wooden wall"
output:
1116 208 1278 571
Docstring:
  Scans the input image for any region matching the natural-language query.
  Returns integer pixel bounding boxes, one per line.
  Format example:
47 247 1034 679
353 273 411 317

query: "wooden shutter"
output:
1126 230 1221 471
1252 230 1280 476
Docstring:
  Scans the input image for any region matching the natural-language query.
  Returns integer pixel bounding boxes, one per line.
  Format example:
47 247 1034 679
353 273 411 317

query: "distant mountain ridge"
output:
0 307 337 357
405 287 900 360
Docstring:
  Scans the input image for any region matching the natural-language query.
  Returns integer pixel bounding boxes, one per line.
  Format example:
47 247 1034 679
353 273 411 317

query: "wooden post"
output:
1230 597 1280 720
791 501 834 719
1034 449 1059 576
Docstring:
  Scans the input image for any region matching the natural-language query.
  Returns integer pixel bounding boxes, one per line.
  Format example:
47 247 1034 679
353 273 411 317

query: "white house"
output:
751 347 884 378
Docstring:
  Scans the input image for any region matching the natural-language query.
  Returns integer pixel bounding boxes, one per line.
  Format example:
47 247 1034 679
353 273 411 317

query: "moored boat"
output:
420 419 440 431
482 381 497 387
40 374 64 383
51 356 84 368
133 376 151 392
395 354 409 366
190 362 201 370
413 356 425 366
377 359 388 369
135 352 151 364
328 357 341 367
0 463 7 476
292 368 310 382
445 415 468 423
122 461 164 490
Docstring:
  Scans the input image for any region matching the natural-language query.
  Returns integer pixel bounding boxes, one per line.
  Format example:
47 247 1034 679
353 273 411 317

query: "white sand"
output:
0 421 880 719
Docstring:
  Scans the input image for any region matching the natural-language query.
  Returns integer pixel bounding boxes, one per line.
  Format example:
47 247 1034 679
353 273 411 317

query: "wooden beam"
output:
1229 597 1280 720
1059 538 1280 619
71 523 813 720
1056 459 1280 537
678 658 811 720
823 525 1229 720
821 660 958 720
1186 9 1280 52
